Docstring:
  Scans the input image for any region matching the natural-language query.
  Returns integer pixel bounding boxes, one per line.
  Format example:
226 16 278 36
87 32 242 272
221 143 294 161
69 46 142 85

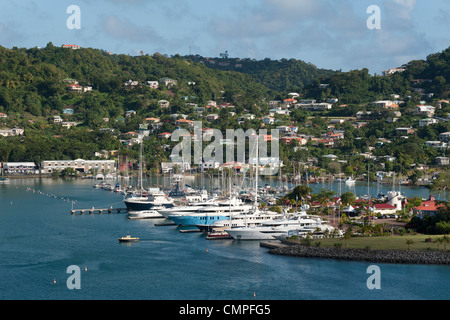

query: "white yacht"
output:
345 177 356 185
157 197 221 219
196 209 284 233
164 197 254 227
128 210 164 220
124 189 175 212
225 211 337 241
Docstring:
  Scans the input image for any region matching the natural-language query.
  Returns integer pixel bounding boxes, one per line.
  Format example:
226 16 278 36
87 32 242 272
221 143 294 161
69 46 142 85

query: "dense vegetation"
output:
185 55 337 92
0 43 449 180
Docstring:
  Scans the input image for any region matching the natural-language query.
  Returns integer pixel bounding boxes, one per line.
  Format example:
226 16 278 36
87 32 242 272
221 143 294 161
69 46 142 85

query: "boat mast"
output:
254 137 258 211
139 139 143 195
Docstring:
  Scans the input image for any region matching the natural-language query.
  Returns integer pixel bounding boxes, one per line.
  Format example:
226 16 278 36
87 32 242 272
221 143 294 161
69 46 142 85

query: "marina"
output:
0 178 449 300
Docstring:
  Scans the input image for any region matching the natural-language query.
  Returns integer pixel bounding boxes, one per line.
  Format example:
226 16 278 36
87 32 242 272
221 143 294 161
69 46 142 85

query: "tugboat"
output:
118 235 139 243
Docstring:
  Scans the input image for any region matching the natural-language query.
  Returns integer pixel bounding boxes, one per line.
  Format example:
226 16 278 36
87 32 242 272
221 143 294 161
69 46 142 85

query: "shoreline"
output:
269 245 450 265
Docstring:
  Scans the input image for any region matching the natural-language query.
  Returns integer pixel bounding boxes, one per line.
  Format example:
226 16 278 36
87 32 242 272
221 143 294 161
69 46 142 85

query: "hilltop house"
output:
146 81 159 89
53 116 63 123
0 128 24 137
175 119 194 127
419 118 438 127
158 100 170 109
159 77 177 88
66 84 82 92
439 132 450 142
62 44 80 50
415 105 435 117
63 108 74 115
206 114 219 121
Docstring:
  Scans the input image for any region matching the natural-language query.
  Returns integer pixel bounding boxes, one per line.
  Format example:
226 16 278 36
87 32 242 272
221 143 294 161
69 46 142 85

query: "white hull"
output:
225 212 338 241
128 210 164 219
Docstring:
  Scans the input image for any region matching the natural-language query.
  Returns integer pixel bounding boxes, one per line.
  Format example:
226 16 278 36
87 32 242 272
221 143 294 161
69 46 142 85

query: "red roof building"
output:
413 195 443 218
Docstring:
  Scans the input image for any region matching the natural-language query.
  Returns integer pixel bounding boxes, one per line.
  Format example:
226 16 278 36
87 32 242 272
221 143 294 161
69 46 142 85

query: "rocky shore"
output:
269 246 450 265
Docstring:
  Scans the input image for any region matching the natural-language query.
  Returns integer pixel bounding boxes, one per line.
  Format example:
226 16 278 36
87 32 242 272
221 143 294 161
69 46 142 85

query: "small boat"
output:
0 177 10 184
206 229 233 240
118 235 139 243
345 177 356 185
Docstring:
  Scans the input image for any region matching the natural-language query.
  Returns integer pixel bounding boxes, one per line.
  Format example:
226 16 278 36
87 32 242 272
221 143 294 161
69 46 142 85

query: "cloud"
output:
205 0 435 73
101 15 163 43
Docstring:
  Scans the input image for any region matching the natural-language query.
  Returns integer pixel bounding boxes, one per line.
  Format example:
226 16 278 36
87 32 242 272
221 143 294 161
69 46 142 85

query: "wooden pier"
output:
71 207 128 215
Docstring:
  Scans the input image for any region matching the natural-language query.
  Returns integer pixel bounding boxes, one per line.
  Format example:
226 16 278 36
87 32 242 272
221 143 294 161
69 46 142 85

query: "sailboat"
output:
124 140 174 214
345 177 356 185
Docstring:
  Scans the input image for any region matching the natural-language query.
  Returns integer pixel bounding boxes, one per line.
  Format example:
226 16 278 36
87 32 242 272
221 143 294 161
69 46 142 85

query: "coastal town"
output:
0 44 449 261
2 1 450 303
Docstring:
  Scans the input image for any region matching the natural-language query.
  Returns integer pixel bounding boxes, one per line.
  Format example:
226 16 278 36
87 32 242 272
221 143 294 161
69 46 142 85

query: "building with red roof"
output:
413 195 443 218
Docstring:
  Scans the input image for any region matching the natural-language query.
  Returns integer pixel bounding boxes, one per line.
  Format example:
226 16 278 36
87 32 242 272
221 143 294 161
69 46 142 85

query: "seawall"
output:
269 246 450 265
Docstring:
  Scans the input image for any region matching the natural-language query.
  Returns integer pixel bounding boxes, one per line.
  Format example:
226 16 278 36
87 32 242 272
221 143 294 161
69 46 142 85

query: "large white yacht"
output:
163 197 254 227
196 209 284 233
225 211 337 241
128 209 165 220
124 189 175 211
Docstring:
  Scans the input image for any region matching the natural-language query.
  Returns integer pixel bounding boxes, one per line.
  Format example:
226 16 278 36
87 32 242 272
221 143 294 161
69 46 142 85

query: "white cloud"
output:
101 15 163 43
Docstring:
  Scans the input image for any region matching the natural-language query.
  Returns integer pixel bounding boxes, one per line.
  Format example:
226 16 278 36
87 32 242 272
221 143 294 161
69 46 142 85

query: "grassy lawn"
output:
289 234 450 251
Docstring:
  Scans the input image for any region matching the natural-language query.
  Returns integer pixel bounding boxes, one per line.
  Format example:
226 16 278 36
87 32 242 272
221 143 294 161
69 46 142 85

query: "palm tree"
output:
434 238 443 250
440 236 449 250
343 227 353 247
406 239 414 251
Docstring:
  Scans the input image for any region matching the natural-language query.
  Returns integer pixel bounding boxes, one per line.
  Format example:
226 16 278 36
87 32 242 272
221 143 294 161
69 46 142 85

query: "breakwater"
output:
269 245 450 265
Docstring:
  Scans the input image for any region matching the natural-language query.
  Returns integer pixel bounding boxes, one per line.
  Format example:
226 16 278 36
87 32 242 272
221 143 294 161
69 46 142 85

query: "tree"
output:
286 185 312 203
406 239 414 251
340 191 356 206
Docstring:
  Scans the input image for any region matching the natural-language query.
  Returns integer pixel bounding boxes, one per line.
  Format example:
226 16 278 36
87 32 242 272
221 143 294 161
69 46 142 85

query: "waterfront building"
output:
41 159 116 174
1 162 36 174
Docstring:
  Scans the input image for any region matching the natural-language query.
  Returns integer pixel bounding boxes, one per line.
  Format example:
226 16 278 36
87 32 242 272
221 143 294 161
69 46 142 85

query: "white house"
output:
439 132 450 142
415 105 435 116
419 118 438 127
158 100 170 108
53 116 63 123
262 116 275 125
159 77 177 87
206 114 219 121
146 81 159 89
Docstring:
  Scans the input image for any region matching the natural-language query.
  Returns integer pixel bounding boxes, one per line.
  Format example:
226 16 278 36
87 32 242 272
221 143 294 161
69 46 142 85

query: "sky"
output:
1 0 449 74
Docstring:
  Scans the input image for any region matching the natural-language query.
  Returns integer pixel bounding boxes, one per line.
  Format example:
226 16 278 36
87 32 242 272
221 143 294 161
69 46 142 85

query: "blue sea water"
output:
0 178 449 300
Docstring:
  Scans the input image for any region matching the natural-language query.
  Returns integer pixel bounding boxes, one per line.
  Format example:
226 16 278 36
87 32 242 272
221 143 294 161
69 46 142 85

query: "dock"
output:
259 241 289 249
71 207 128 215
179 228 202 233
154 220 177 226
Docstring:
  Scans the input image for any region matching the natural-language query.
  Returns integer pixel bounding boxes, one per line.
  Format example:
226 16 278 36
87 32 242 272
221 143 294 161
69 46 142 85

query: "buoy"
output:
53 279 56 284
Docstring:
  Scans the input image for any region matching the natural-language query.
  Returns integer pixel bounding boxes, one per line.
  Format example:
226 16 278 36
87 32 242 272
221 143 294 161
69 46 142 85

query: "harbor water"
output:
0 178 449 300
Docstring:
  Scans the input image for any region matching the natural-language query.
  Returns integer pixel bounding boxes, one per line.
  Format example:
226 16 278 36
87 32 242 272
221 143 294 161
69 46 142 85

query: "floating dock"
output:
154 220 177 226
179 228 201 233
259 241 288 249
71 207 128 215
